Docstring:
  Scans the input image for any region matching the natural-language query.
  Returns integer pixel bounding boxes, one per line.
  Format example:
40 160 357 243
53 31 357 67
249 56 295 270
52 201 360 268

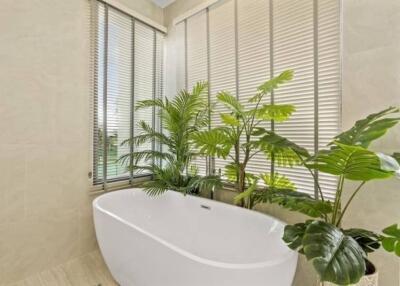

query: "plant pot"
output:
320 261 378 286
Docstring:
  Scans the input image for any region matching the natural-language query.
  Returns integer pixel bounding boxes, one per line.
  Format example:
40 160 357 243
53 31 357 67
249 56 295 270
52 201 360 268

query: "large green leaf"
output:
255 104 296 122
343 228 381 253
303 221 366 285
192 129 233 159
265 189 333 218
252 130 310 166
216 91 244 114
220 113 240 126
283 221 312 253
381 224 400 257
249 70 294 102
260 173 296 191
307 143 399 181
333 106 400 148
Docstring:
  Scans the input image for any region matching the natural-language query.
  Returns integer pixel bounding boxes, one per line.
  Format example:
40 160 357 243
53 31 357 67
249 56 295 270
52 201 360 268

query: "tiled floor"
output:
6 250 118 286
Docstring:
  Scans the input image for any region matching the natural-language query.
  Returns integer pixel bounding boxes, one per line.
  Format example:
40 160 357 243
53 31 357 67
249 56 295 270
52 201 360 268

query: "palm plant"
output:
192 70 310 208
279 107 400 285
119 82 221 196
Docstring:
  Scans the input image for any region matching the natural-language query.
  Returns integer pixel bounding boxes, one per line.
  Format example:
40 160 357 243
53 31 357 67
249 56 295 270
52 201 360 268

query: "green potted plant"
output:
192 70 309 208
192 70 400 284
274 107 400 285
119 82 221 196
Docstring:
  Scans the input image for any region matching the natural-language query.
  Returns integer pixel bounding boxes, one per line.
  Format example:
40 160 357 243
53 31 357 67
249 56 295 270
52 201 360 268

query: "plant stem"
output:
295 153 325 202
336 181 366 226
332 175 344 225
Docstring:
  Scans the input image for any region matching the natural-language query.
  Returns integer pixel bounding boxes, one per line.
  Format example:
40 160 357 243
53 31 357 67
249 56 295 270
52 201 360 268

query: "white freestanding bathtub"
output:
93 188 298 286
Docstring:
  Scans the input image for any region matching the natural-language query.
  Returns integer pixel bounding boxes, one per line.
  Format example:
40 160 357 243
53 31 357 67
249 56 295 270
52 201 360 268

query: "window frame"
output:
90 0 166 192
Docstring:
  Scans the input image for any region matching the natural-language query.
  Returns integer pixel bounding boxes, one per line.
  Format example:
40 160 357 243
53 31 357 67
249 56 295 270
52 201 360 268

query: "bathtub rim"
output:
93 188 298 270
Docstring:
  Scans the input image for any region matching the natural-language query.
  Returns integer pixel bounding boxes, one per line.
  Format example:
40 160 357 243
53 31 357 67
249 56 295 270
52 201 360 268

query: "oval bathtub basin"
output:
93 188 298 286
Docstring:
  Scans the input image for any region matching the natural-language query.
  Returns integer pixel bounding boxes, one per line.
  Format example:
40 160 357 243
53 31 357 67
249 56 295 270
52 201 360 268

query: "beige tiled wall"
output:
0 0 163 284
342 0 400 285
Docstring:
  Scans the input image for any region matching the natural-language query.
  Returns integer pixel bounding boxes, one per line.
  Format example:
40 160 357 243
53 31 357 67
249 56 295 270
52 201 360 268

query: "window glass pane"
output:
92 2 164 186
106 8 132 180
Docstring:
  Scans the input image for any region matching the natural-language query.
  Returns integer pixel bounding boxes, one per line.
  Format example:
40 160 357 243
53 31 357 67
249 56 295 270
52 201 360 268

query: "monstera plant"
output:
119 82 221 196
277 107 400 285
192 70 310 208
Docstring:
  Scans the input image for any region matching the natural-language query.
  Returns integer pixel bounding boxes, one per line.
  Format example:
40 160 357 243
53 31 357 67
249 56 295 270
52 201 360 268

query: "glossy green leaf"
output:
303 221 366 285
333 106 400 148
307 143 398 181
381 224 400 257
283 221 312 253
343 228 381 253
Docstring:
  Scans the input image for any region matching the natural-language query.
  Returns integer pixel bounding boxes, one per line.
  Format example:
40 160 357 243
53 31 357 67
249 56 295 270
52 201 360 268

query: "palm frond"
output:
135 98 165 111
118 150 174 166
189 175 223 192
142 180 170 196
121 120 172 147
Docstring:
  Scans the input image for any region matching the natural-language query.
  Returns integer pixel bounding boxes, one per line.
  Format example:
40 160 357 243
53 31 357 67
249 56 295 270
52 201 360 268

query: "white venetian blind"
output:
175 22 186 92
186 10 209 175
317 0 341 199
273 0 316 196
172 0 341 199
209 0 237 176
92 1 165 188
237 0 271 176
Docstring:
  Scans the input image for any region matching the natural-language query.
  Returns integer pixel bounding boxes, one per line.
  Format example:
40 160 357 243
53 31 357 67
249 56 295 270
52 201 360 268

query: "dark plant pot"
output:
320 261 378 286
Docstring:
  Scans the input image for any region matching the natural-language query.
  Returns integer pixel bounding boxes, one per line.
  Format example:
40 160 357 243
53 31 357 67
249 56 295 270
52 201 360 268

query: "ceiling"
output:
152 0 176 8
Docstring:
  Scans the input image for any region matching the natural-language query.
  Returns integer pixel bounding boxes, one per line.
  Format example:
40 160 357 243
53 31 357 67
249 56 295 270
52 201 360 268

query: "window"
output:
91 1 165 189
174 0 341 199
